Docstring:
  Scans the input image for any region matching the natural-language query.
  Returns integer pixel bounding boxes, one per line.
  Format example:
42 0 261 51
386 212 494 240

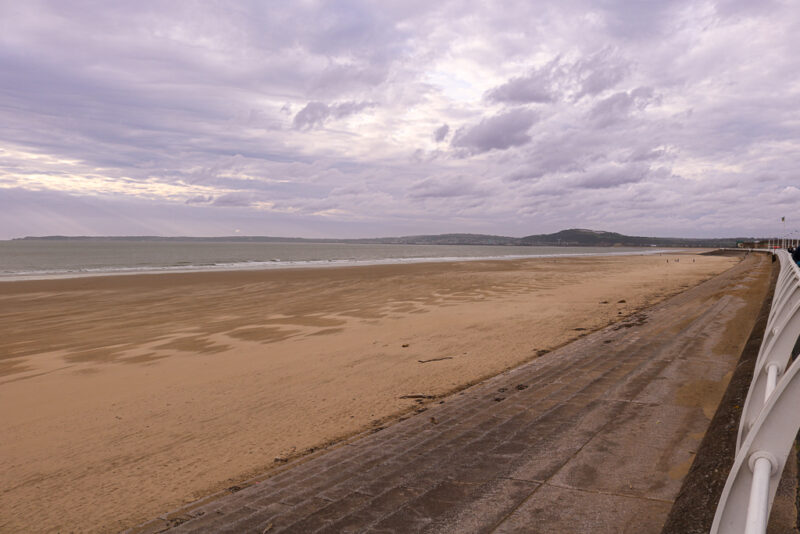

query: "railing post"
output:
744 453 777 534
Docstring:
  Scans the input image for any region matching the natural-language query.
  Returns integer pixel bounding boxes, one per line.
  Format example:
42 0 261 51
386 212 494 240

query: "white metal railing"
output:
711 249 800 533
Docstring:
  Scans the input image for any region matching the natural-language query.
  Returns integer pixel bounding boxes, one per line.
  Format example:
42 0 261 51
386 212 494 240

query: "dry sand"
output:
0 252 741 532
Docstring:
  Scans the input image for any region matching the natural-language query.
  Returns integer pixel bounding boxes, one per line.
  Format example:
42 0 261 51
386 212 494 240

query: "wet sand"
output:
0 252 740 532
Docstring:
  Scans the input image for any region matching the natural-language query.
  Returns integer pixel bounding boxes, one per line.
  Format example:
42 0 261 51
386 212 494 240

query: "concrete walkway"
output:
132 253 772 534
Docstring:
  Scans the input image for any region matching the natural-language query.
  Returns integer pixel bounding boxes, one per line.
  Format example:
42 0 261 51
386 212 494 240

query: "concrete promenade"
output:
132 253 772 534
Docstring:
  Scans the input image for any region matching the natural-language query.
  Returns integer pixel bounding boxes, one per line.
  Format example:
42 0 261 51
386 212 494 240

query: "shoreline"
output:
0 247 685 282
0 252 739 532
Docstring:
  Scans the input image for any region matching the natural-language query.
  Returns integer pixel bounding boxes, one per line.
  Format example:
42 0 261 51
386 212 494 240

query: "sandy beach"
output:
0 252 740 532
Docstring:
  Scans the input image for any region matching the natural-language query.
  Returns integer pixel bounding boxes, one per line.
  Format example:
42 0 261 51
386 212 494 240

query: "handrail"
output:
711 250 800 533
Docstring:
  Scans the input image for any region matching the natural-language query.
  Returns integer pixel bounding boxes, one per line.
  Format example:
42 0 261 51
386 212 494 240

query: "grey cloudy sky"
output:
2 0 799 239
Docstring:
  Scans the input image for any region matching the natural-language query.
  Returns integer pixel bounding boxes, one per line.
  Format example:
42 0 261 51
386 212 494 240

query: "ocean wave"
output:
0 249 672 282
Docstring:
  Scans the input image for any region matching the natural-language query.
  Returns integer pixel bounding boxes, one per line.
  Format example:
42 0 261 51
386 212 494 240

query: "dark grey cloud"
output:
408 176 484 199
628 146 665 162
485 64 556 104
574 164 651 189
292 103 331 131
211 193 255 207
186 195 213 205
452 109 538 154
433 124 449 142
292 101 373 130
486 52 630 105
588 87 654 127
572 50 630 99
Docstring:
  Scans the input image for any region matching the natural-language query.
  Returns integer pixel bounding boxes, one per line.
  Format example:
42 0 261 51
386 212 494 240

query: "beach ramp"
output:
131 253 773 534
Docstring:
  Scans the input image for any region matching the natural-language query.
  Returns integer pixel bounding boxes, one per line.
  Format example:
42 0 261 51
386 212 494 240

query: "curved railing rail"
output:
712 249 800 533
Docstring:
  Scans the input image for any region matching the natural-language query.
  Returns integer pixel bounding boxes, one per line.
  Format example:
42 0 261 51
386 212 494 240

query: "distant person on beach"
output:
793 246 800 266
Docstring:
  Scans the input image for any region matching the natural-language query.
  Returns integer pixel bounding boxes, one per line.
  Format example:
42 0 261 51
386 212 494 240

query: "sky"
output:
2 0 800 239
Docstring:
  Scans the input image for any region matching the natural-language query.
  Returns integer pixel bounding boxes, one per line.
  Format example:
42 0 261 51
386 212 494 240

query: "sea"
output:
0 240 670 281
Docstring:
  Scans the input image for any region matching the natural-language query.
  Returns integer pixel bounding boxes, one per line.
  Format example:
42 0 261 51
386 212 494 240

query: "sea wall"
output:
660 254 795 533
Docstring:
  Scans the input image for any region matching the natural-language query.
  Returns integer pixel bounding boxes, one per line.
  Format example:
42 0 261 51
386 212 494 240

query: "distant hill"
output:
518 229 739 248
14 228 745 248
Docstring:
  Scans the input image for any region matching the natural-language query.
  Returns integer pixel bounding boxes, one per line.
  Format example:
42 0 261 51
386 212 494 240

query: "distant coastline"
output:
11 227 747 248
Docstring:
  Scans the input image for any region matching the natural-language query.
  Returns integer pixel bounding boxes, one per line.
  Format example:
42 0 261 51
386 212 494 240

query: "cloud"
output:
486 52 629 105
485 66 555 104
592 0 690 40
1 1 800 239
628 146 665 162
588 87 654 127
572 51 630 99
433 124 449 142
408 175 484 199
186 195 213 205
452 109 538 154
292 101 373 130
574 164 651 189
211 193 255 207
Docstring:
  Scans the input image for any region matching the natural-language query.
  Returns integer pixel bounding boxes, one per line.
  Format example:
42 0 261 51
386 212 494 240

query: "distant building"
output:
738 240 780 249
